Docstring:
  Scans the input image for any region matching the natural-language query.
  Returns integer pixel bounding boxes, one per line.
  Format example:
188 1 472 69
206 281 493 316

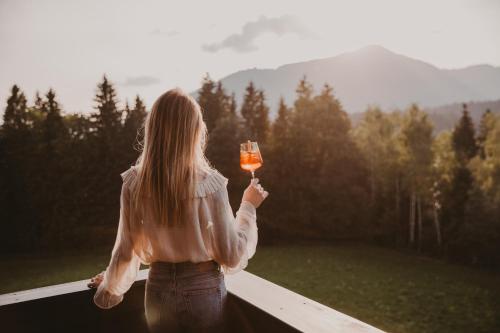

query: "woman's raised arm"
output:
204 178 267 274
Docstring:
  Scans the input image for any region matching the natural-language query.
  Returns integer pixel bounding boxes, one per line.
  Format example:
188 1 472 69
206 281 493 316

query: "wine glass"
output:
240 140 263 179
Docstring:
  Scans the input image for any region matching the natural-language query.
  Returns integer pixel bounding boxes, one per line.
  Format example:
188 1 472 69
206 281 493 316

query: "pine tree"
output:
452 104 477 163
294 76 314 112
90 75 123 180
124 100 131 123
228 93 237 116
1 85 33 176
3 85 29 132
34 91 43 110
42 89 67 155
88 76 124 229
91 75 122 144
197 74 221 134
124 95 147 163
441 104 478 249
254 90 270 143
289 77 315 169
267 97 293 224
1 86 41 251
240 82 270 143
124 96 147 136
31 89 68 248
240 81 259 140
293 76 314 117
272 97 291 142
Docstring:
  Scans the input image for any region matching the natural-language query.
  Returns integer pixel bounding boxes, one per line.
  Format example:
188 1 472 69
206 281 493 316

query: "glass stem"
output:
251 171 255 179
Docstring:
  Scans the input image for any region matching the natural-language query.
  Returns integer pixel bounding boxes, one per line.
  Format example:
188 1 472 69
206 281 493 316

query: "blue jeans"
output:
145 260 227 333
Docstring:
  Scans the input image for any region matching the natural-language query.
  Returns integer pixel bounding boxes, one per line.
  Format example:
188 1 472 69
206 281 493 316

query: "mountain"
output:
349 99 500 133
425 99 500 133
218 45 500 115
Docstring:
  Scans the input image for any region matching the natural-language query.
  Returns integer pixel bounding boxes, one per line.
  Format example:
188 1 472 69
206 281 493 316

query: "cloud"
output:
150 29 179 37
122 76 161 87
202 15 315 53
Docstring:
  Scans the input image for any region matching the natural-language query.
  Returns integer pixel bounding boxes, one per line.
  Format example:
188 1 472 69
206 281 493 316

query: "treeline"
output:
1 75 499 268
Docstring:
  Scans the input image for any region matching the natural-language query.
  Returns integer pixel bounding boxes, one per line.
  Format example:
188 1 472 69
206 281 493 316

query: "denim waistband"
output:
149 260 220 278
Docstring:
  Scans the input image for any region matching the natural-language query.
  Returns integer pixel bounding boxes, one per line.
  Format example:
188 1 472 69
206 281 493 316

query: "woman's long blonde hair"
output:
133 88 211 226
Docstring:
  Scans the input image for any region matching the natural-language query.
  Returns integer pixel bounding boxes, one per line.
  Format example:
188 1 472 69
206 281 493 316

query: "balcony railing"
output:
0 269 386 333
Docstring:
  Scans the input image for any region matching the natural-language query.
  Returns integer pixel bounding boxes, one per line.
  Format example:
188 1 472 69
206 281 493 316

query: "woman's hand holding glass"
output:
242 178 269 209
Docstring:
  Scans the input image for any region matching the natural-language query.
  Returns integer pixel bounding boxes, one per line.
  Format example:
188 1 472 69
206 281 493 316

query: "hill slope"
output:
349 99 500 133
218 45 500 115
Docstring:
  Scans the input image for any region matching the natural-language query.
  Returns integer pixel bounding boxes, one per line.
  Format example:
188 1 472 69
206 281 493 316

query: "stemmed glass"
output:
240 140 263 179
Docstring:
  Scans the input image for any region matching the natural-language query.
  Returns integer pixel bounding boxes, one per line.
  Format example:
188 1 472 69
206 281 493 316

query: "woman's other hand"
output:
242 178 269 209
87 271 105 289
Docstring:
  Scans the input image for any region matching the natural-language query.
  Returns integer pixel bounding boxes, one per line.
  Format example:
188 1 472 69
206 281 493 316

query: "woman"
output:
88 88 268 332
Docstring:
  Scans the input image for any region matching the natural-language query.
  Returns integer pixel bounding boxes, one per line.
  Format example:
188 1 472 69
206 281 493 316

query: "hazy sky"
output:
1 0 499 115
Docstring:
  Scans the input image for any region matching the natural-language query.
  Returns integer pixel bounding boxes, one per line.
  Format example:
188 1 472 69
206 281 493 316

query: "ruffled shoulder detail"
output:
119 166 227 198
120 165 139 189
194 168 228 198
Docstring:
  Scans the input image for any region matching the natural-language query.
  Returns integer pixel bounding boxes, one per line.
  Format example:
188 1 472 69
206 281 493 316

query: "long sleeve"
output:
205 183 258 275
94 181 141 309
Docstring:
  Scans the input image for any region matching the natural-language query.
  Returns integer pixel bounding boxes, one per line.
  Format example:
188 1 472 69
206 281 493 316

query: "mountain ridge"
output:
216 45 500 115
349 99 500 133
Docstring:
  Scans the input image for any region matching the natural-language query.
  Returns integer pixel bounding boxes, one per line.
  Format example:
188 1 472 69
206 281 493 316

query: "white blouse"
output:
93 166 258 309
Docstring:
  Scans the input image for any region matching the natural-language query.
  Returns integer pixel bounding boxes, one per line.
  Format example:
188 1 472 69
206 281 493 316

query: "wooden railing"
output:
0 269 386 333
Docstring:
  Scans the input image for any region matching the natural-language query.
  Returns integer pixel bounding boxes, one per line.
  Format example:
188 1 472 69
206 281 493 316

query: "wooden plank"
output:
225 270 386 333
0 270 149 306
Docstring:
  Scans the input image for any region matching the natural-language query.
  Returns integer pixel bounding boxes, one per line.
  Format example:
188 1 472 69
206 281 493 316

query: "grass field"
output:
1 243 499 333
